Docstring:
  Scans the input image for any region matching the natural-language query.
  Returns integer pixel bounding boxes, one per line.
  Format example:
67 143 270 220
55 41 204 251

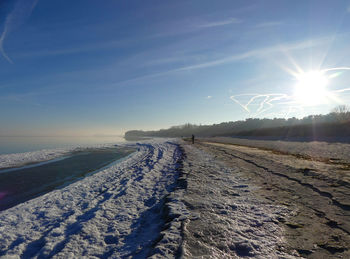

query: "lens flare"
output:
293 70 329 105
231 67 350 117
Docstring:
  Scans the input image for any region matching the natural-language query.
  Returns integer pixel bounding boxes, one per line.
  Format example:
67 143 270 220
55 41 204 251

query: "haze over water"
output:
0 136 126 154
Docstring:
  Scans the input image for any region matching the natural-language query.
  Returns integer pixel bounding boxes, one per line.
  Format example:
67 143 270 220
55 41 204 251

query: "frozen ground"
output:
180 143 295 258
3 137 348 258
205 137 350 163
195 139 350 258
0 139 186 258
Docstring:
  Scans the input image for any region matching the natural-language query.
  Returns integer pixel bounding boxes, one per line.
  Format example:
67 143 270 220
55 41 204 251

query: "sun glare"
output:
293 70 329 105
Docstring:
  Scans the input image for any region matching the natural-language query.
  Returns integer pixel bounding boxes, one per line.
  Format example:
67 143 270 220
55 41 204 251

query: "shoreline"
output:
0 147 135 212
0 140 185 258
0 138 349 257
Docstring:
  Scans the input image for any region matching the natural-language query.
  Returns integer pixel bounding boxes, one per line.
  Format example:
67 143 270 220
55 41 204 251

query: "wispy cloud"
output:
255 21 283 28
0 26 12 63
103 37 332 89
197 18 242 28
16 39 129 58
176 37 330 71
0 0 39 63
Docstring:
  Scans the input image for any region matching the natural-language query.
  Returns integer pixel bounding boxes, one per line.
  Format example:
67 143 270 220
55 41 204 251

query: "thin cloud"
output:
16 39 128 58
255 21 283 28
0 26 12 63
0 0 39 63
176 37 331 72
197 18 242 28
105 37 333 89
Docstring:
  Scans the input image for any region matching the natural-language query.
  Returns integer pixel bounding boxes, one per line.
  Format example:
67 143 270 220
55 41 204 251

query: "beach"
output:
0 138 349 258
183 138 350 258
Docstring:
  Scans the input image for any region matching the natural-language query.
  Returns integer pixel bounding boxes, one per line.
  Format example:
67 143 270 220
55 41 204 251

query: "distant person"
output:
192 134 195 144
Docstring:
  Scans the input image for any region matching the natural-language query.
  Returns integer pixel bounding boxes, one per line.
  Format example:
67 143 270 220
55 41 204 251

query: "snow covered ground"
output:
0 138 316 258
0 139 186 258
0 148 71 170
0 143 126 170
206 137 350 162
180 143 295 258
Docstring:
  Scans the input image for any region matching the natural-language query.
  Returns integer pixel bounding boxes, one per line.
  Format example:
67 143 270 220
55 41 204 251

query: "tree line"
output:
125 105 350 140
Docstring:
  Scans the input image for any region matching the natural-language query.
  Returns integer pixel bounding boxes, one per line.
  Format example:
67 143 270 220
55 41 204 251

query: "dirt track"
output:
182 139 350 258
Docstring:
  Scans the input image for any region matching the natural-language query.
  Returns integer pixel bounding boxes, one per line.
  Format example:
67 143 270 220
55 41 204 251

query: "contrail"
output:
322 67 350 72
0 0 39 63
230 93 289 116
231 66 350 117
0 26 13 63
231 88 350 117
334 88 350 93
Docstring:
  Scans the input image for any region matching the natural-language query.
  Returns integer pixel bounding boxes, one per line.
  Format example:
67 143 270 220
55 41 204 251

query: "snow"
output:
0 139 186 258
0 138 302 258
0 143 123 170
0 148 70 170
207 136 350 162
181 144 296 258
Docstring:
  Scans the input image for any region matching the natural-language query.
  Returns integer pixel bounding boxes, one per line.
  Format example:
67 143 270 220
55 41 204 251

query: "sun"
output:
293 70 329 105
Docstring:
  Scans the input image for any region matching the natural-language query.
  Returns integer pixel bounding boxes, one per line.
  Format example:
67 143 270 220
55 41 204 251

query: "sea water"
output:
0 136 126 154
0 146 135 211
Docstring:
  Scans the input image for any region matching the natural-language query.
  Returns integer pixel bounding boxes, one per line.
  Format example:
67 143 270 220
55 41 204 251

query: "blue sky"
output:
1 0 350 136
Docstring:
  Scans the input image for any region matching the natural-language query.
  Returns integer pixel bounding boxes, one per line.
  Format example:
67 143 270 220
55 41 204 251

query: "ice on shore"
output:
0 139 297 258
0 139 186 258
0 143 125 170
0 148 70 170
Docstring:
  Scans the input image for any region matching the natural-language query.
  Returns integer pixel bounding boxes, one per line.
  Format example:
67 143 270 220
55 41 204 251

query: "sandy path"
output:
180 143 295 258
181 139 350 258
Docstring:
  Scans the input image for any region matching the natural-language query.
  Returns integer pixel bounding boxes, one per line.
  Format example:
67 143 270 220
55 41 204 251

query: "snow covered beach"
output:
1 138 349 258
0 140 187 258
0 138 293 258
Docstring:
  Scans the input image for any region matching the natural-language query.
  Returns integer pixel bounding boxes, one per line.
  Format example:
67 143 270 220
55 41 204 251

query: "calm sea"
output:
0 146 135 211
0 136 126 154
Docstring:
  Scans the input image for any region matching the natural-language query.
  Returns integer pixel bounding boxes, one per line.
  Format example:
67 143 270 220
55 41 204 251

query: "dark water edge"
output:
0 147 135 211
